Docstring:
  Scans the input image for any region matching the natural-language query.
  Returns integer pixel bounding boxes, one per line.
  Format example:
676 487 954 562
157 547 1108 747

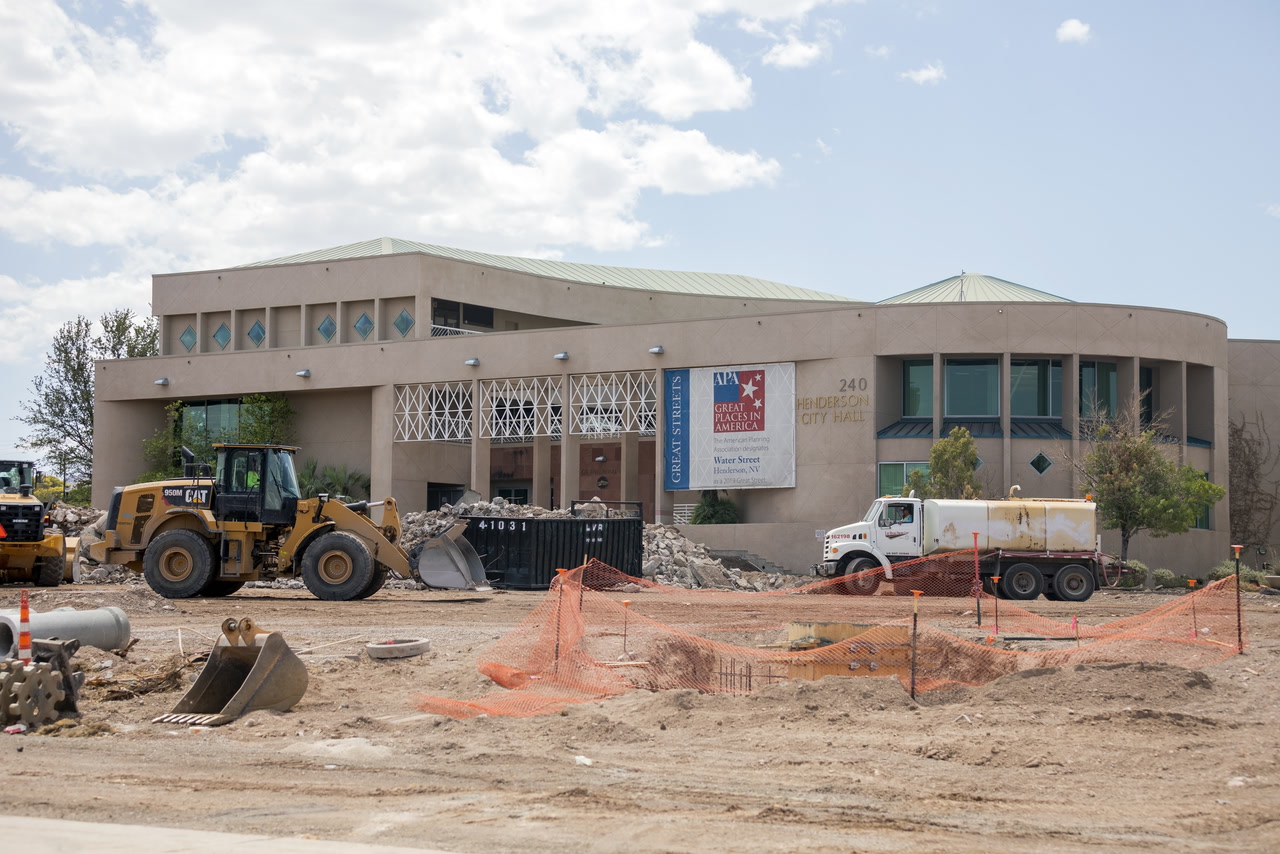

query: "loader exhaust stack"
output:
154 617 308 727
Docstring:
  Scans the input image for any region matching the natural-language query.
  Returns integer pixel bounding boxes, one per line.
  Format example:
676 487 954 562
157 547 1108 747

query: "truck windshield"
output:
863 500 882 523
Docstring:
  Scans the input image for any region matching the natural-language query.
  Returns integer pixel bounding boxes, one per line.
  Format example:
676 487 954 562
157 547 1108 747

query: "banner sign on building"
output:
664 363 795 491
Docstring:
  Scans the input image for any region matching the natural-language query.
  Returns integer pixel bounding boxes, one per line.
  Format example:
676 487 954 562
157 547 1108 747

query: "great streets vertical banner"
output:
664 363 796 491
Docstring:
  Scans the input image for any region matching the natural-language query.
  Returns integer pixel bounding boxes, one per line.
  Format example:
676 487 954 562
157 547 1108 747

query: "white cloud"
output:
900 62 946 85
1266 203 1280 218
816 138 831 156
1056 19 1092 44
865 45 892 59
763 35 829 69
0 0 834 374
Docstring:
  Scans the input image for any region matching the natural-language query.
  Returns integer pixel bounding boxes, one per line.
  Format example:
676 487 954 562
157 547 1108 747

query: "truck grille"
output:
0 501 46 543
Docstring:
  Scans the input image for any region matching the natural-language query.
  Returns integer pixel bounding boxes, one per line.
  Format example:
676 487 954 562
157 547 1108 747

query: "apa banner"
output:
664 363 795 491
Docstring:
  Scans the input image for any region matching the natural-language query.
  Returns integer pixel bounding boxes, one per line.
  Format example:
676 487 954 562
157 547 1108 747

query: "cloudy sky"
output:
2 1 1277 461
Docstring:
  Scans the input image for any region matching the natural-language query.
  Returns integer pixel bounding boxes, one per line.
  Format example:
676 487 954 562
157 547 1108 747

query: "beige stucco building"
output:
91 238 1273 575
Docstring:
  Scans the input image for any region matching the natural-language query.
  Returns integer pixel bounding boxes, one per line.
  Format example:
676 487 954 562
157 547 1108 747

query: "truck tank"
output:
922 499 1097 554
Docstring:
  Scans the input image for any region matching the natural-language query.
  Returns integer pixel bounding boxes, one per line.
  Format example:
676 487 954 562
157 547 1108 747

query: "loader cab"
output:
0 460 35 496
213 444 302 526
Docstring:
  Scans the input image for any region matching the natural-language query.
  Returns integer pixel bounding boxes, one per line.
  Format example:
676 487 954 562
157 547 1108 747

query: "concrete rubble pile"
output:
61 497 808 591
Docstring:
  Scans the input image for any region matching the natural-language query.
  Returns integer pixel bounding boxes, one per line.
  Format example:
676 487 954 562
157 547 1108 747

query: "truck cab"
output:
820 497 923 581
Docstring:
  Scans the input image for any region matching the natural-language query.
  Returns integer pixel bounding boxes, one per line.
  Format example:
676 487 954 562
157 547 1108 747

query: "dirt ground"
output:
3 581 1278 854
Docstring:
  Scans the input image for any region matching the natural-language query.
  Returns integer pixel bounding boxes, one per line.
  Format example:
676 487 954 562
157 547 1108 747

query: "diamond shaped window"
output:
247 320 266 347
212 323 231 350
317 314 338 342
179 325 197 352
393 309 415 337
354 312 375 340
1030 452 1053 475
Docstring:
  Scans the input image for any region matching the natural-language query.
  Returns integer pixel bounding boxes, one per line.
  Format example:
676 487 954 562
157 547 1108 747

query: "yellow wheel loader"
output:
0 460 76 587
87 444 488 601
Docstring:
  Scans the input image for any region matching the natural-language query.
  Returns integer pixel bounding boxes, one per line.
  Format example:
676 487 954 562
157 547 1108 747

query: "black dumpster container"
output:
459 515 643 589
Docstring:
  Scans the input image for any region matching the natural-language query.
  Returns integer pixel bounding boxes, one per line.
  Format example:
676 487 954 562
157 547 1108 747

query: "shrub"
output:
689 489 739 524
1118 560 1149 588
1152 568 1179 588
1206 560 1269 586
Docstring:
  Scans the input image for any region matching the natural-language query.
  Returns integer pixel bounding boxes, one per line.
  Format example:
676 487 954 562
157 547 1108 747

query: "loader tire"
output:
201 579 246 597
301 532 375 601
35 556 64 587
354 567 388 600
144 530 216 599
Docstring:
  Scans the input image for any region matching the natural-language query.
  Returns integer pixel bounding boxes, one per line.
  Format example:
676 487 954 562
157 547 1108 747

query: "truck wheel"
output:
841 557 881 595
302 531 375 601
999 563 1044 600
143 529 215 599
34 556 63 587
1052 564 1095 602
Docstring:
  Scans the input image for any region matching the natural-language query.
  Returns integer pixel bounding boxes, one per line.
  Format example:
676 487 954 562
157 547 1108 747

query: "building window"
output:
247 320 266 348
1080 361 1118 418
179 325 197 352
317 314 338 342
945 359 999 417
432 299 460 328
354 312 375 340
903 360 932 418
462 304 494 329
1193 471 1211 529
1010 359 1062 417
212 323 231 350
393 309 415 337
1140 366 1155 427
878 462 930 497
1029 452 1053 475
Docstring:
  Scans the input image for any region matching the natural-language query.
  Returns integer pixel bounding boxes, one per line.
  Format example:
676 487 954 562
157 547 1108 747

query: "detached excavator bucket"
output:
411 521 491 591
154 617 309 727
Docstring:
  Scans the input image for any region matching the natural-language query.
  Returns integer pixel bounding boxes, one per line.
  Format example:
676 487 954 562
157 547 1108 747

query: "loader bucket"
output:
411 522 492 592
153 617 309 727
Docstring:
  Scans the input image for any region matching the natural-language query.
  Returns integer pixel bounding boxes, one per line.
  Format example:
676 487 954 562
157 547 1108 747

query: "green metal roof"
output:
877 272 1071 305
241 237 859 303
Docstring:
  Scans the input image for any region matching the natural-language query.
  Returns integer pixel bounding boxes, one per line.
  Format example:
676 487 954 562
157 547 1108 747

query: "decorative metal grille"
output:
480 377 562 440
394 383 473 442
570 371 657 437
430 325 482 338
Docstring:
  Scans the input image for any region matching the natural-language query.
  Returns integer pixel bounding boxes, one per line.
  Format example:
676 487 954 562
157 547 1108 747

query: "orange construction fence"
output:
414 554 1245 719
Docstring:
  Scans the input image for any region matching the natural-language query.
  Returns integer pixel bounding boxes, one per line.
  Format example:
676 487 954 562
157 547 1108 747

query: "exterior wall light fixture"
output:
594 455 607 463
154 378 169 386
648 345 664 355
295 369 311 378
554 352 569 361
464 358 480 367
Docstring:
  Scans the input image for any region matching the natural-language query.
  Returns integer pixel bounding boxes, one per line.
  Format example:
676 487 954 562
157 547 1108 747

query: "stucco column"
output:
470 378 491 499
653 369 668 524
558 372 580 510
1001 351 1012 494
532 435 552 508
621 430 640 505
369 384 396 504
932 352 943 439
1066 353 1081 495
1176 361 1189 464
1120 357 1140 432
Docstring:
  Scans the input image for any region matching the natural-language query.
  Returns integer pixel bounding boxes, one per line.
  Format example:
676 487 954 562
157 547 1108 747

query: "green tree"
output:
905 426 982 499
1075 400 1226 581
237 393 296 445
17 309 158 482
295 458 371 501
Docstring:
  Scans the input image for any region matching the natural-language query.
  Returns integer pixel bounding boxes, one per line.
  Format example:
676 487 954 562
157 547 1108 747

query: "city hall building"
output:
91 237 1280 574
